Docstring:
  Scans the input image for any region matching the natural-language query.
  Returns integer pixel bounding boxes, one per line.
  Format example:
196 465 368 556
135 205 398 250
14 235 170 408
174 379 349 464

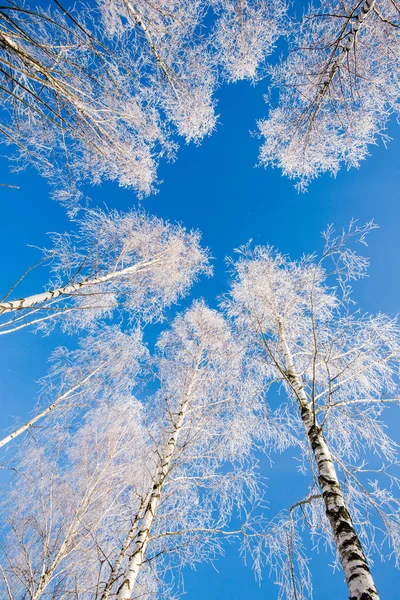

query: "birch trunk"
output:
100 491 151 600
0 363 104 449
30 441 120 600
123 2 174 87
116 369 198 600
317 0 376 99
277 321 379 600
0 255 162 314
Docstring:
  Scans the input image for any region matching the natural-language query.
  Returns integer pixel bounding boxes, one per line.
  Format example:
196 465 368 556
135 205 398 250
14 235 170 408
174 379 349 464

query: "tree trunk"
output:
30 445 119 600
278 322 379 600
0 255 162 314
0 363 104 449
317 0 376 100
100 492 151 600
116 370 198 600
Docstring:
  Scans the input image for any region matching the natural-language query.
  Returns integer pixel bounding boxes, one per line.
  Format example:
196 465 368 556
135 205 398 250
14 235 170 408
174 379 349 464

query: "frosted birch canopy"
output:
212 0 286 83
111 301 267 599
94 0 287 137
224 223 400 599
0 1 169 208
3 0 400 198
0 208 211 334
99 0 218 144
0 0 286 207
0 302 267 600
258 0 400 190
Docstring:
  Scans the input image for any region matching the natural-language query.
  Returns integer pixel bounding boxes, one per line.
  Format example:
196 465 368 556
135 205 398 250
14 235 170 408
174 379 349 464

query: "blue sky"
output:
0 68 400 597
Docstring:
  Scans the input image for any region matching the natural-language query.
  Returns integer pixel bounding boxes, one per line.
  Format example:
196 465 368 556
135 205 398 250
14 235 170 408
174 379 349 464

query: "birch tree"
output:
102 301 266 600
258 0 400 190
0 302 267 599
100 0 287 130
0 208 210 335
99 0 218 144
224 222 400 599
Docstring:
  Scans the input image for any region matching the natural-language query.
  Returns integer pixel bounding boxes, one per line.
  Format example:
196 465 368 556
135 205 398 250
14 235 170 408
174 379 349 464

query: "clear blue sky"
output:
0 69 400 597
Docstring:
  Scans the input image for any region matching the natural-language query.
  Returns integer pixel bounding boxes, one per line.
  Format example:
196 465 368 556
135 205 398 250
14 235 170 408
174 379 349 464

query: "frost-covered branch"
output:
0 208 211 333
258 0 400 189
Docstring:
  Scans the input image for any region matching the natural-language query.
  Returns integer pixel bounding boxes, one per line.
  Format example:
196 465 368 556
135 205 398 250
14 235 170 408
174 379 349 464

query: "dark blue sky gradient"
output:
0 74 399 598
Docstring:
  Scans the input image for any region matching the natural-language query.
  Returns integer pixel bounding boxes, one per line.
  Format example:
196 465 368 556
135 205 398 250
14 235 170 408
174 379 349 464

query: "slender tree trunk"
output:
0 363 104 449
31 447 119 600
116 369 198 600
0 255 163 314
317 0 376 99
123 1 175 89
100 492 151 600
277 321 379 600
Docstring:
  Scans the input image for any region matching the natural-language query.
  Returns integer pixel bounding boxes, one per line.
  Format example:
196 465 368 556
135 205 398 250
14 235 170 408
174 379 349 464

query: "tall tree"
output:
99 0 218 144
100 0 287 128
224 222 400 599
0 208 210 335
106 301 265 600
0 302 267 599
258 0 400 190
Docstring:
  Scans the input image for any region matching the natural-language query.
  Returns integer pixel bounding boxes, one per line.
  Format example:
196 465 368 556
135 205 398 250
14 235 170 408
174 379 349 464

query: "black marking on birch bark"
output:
299 403 378 598
338 533 362 551
118 579 131 593
316 457 331 466
349 592 378 600
279 330 379 599
335 517 358 537
347 556 371 570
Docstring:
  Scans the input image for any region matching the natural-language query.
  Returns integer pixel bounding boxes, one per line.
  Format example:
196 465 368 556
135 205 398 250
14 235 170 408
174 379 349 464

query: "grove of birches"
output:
0 0 399 599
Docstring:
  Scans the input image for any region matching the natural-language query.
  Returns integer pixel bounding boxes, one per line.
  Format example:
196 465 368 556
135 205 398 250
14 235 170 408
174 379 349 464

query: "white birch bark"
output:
116 367 199 600
0 363 104 449
100 492 151 600
277 320 379 600
0 256 162 314
316 0 376 100
123 1 179 94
